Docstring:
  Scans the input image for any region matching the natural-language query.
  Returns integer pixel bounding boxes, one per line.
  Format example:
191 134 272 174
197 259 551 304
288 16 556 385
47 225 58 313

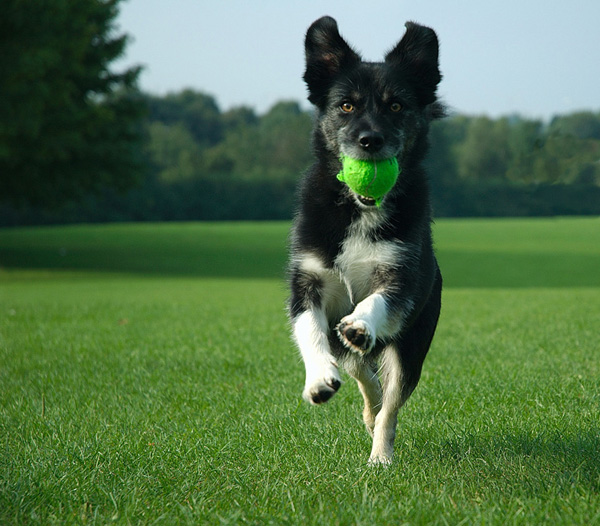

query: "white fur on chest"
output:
334 234 403 303
336 210 402 301
298 211 405 313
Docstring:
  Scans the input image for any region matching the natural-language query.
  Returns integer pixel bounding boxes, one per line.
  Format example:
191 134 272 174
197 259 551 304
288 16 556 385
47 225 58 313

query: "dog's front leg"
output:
337 292 402 354
293 308 341 404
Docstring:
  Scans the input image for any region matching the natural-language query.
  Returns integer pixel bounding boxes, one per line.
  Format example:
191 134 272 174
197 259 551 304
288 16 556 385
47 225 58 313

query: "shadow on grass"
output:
438 250 600 288
3 245 600 288
0 244 288 279
0 224 289 280
438 429 600 493
1 223 599 286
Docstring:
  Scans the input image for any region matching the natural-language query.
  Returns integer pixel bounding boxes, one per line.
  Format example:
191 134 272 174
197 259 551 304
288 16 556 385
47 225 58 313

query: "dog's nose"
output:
358 131 384 152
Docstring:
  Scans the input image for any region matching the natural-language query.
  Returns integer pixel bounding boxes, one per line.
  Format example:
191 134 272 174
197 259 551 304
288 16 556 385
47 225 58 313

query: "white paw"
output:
367 454 393 467
337 317 375 354
303 363 341 405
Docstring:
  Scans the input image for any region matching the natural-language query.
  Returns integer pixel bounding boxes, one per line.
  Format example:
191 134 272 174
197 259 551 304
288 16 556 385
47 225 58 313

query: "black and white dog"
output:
288 16 443 465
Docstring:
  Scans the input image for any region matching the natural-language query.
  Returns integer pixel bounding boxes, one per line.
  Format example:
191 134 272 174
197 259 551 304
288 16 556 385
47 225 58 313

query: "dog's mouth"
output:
356 194 377 207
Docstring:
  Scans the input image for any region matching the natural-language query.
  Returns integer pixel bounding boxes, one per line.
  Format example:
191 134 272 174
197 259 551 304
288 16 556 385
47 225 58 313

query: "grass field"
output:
1 217 599 525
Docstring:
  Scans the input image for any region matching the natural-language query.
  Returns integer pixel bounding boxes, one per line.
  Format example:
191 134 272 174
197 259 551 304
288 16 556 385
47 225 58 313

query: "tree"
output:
549 112 600 140
257 101 313 179
147 122 203 183
505 117 545 184
222 106 259 132
204 101 313 182
145 90 223 147
457 116 511 182
0 0 145 207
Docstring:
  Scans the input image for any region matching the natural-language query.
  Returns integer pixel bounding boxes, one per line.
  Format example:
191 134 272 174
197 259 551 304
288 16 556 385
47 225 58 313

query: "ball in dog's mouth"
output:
337 155 400 207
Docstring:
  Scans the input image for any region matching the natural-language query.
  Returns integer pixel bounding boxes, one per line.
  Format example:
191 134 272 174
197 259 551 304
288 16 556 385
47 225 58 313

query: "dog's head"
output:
304 16 442 163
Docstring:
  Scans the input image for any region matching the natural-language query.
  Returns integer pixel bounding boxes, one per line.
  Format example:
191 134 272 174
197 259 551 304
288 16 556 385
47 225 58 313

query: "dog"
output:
288 16 443 465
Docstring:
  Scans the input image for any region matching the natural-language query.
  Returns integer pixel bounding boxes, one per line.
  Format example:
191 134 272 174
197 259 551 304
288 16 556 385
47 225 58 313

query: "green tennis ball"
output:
337 155 400 206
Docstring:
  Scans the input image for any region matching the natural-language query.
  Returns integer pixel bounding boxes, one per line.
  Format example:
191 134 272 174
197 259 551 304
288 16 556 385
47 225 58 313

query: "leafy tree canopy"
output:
145 90 223 147
0 0 145 207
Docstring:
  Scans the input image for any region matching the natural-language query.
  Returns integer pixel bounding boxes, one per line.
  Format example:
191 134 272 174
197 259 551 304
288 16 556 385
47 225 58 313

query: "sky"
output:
114 0 600 121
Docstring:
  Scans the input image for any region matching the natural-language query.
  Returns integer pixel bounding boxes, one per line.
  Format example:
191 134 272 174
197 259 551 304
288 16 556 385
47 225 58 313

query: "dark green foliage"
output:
203 101 313 182
2 94 600 224
0 0 145 207
145 90 223 147
549 111 600 140
426 112 600 217
1 5 600 227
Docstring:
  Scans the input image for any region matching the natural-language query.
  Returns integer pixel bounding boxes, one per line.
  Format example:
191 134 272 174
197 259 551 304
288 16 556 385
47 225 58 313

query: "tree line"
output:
1 1 599 225
3 88 600 225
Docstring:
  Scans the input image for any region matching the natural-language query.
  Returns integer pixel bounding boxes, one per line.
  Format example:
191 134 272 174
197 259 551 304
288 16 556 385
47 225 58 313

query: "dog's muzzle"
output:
357 195 377 207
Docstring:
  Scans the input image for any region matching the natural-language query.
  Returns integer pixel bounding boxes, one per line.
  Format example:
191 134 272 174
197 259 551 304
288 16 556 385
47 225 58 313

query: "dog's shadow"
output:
435 428 600 493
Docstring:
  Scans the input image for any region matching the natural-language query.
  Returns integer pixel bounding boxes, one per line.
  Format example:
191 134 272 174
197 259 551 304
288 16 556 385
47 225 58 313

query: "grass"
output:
1 217 599 525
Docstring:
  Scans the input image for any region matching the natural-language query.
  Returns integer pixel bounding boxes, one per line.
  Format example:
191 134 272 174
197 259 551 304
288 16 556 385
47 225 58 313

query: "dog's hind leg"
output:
344 356 382 436
368 275 442 465
368 343 408 465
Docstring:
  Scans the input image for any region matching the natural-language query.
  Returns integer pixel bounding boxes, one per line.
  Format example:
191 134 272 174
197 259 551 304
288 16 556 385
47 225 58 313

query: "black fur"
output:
288 16 443 464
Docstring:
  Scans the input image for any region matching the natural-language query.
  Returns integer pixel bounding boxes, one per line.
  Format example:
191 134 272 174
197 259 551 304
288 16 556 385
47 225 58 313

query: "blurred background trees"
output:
1 1 599 224
0 0 145 207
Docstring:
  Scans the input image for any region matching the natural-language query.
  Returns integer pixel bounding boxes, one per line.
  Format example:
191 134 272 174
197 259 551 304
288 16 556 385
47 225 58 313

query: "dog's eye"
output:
340 102 354 113
390 102 402 113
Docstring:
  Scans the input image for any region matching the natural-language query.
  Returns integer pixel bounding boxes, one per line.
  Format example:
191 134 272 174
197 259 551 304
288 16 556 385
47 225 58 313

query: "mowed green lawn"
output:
1 217 599 525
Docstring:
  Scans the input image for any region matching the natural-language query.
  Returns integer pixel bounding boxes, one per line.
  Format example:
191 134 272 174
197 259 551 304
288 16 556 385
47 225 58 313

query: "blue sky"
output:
115 0 600 120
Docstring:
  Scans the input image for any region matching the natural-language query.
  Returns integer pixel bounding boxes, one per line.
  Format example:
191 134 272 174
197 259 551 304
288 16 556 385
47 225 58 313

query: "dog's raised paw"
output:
337 319 374 354
303 373 341 405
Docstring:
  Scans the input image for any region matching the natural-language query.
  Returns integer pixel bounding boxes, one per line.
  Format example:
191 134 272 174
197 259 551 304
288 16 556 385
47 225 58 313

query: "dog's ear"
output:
385 22 441 106
303 16 361 108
